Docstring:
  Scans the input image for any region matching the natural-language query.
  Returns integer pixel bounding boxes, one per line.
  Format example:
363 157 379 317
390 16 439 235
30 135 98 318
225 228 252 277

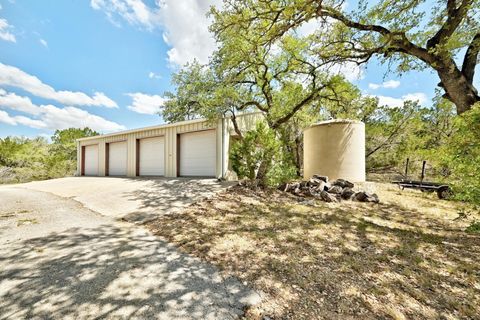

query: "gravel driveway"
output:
0 179 260 319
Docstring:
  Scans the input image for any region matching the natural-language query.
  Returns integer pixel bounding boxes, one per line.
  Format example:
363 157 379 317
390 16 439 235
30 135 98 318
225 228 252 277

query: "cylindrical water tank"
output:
303 119 365 182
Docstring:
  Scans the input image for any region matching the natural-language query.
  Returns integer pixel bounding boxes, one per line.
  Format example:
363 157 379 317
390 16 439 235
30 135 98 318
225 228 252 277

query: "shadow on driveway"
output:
0 223 260 320
121 178 235 223
20 177 234 224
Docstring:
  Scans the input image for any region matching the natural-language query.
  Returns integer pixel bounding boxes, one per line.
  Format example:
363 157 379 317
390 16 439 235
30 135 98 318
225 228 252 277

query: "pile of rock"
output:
279 175 379 203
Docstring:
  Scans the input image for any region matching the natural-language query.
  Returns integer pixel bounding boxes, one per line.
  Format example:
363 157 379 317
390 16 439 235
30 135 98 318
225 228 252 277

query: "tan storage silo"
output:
304 119 365 182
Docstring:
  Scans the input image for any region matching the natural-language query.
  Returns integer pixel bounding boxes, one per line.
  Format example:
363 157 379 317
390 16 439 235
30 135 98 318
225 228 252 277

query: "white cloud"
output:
0 63 118 108
0 90 125 132
296 20 318 37
0 90 42 115
403 93 428 104
374 92 428 107
39 38 48 47
0 18 16 43
369 80 401 90
127 92 166 115
14 115 47 129
39 105 125 131
148 71 161 79
0 110 16 125
160 0 221 66
375 95 404 108
0 105 125 131
0 109 46 129
327 62 364 81
383 80 400 88
90 0 220 66
91 0 160 30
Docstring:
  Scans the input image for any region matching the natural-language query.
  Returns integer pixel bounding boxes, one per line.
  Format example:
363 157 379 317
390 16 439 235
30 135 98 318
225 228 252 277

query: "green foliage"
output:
365 101 429 171
361 94 459 180
48 128 98 177
0 137 50 182
230 122 279 181
466 221 480 234
362 97 479 205
163 60 229 123
0 128 98 184
230 122 296 186
211 0 480 115
51 128 98 160
162 0 479 199
438 103 480 204
163 17 364 184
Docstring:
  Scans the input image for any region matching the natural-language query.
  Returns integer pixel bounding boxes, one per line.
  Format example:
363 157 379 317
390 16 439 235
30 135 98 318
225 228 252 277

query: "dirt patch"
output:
146 183 480 319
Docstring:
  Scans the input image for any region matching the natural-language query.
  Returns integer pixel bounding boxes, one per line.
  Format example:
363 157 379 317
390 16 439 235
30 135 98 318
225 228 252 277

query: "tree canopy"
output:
162 27 374 184
210 0 480 115
0 127 98 184
161 0 480 202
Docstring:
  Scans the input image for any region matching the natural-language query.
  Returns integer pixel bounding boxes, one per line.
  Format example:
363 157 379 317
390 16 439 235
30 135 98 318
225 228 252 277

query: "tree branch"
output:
462 32 480 84
427 0 473 49
258 62 274 110
317 6 435 66
229 109 243 139
271 81 326 129
366 107 415 158
238 100 268 112
319 7 391 35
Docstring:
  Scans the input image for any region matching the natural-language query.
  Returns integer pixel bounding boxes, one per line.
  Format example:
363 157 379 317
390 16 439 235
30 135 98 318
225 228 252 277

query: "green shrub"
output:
230 121 296 187
466 221 480 234
0 128 98 184
439 103 480 205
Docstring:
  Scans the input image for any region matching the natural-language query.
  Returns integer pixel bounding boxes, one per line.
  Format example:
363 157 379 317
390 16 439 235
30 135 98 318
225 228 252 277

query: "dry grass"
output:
146 183 480 319
16 218 38 226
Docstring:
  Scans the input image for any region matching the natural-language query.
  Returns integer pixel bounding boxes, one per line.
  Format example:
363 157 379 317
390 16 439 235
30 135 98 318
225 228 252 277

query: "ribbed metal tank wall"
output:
303 119 365 182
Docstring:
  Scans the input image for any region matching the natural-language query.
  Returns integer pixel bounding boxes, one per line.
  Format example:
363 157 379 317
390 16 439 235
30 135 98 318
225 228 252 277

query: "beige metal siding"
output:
77 118 219 178
76 140 81 176
227 112 264 135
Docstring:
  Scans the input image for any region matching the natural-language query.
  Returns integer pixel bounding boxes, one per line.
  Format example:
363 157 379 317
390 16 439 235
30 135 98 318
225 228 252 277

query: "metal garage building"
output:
76 113 259 179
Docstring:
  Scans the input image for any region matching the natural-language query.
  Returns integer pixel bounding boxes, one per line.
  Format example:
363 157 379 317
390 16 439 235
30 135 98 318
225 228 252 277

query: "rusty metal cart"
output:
392 159 452 199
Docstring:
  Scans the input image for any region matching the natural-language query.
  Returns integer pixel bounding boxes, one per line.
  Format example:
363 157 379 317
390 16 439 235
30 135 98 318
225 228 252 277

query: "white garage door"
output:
84 145 98 176
139 136 165 176
180 130 216 177
108 141 127 176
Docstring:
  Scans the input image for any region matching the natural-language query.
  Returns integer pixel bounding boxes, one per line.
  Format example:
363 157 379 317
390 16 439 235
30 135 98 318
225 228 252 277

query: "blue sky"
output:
0 0 444 138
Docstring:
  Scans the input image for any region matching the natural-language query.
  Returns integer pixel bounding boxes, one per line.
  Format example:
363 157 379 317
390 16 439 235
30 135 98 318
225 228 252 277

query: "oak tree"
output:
211 0 480 115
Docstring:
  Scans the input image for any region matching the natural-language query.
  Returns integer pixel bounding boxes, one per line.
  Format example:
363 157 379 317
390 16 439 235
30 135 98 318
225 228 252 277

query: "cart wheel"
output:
437 186 452 199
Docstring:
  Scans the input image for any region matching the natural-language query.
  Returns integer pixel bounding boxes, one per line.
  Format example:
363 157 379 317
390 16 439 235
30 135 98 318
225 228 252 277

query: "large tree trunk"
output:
256 159 270 187
435 60 480 115
312 4 480 115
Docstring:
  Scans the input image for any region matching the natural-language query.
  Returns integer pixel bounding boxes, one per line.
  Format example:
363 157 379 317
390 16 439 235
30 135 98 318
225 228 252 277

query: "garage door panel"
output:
108 141 127 176
180 130 216 177
84 145 98 176
139 137 164 176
